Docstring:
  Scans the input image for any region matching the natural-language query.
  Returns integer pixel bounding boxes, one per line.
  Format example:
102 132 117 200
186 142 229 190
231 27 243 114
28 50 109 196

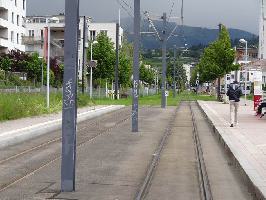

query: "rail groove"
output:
189 102 213 200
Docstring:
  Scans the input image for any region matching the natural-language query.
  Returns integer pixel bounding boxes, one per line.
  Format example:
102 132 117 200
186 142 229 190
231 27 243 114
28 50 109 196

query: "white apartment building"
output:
23 15 91 80
0 0 26 53
88 23 123 48
23 15 124 80
259 0 266 59
183 64 192 86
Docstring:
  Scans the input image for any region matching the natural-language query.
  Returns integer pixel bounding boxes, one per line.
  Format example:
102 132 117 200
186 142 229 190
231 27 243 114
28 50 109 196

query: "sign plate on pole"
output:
253 71 263 110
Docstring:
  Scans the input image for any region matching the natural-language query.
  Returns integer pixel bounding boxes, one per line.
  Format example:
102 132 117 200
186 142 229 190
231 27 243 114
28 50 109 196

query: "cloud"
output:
27 0 259 34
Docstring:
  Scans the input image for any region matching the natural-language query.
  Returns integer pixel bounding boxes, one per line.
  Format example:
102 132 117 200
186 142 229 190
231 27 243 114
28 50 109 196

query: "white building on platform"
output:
0 0 26 53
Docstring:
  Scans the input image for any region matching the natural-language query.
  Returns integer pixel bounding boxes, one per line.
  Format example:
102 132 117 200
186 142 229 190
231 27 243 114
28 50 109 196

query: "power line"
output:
116 0 133 17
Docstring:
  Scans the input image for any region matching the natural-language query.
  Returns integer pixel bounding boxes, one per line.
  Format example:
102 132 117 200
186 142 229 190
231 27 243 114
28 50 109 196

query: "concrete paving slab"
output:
198 100 266 198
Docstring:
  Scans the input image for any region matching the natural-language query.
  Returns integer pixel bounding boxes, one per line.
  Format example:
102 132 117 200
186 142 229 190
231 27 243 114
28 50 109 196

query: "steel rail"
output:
135 103 181 200
189 102 213 200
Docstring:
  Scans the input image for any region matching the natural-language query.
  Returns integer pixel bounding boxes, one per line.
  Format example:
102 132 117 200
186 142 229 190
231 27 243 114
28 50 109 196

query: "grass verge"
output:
0 92 216 121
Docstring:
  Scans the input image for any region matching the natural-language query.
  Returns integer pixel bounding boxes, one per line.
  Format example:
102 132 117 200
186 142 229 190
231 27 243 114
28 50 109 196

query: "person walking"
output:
226 81 242 127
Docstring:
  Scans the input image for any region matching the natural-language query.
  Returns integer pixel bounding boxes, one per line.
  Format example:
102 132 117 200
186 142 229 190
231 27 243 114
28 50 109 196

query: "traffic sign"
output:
88 60 97 68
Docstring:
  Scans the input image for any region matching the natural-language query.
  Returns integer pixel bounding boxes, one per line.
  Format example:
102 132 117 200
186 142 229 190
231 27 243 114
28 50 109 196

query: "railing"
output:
0 86 63 93
22 36 44 45
0 86 157 99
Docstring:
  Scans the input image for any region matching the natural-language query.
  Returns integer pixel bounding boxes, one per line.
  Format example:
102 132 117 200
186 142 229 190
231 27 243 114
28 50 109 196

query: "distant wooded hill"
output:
120 18 258 49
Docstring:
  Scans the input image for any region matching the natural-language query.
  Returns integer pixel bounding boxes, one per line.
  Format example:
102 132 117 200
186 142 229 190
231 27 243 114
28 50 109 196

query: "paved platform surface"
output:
0 106 176 200
0 105 102 133
198 100 266 198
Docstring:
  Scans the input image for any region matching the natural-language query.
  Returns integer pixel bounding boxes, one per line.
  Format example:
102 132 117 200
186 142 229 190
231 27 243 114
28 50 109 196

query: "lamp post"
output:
46 16 59 109
38 56 43 91
90 41 98 99
239 38 248 106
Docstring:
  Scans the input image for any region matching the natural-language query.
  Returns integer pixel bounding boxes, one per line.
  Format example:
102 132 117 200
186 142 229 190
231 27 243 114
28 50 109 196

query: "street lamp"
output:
46 16 59 109
38 56 43 91
90 40 98 98
239 38 248 106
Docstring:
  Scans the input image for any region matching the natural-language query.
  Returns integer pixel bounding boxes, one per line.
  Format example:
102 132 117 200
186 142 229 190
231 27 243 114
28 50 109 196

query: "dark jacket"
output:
226 83 242 102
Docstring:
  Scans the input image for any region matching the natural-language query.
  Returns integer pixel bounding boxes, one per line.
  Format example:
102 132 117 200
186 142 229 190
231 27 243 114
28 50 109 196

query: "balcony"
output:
0 36 9 48
0 18 8 28
22 36 44 45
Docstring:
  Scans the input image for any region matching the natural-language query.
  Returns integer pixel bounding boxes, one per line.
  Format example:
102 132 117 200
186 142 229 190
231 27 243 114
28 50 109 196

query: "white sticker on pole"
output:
165 91 169 97
254 71 263 95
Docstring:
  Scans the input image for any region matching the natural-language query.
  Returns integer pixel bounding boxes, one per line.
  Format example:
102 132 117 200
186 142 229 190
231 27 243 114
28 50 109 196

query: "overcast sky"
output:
27 0 260 35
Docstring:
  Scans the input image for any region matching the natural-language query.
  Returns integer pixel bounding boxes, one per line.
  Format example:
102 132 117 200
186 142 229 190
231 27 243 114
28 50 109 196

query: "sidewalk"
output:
198 100 266 199
0 105 124 148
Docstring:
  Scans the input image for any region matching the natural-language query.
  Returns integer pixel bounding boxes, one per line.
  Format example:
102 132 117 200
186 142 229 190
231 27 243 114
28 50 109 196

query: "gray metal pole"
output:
161 13 167 108
173 46 177 98
244 41 248 106
41 61 43 92
132 0 140 132
61 0 79 192
115 23 119 100
90 43 93 99
81 16 87 94
47 21 50 109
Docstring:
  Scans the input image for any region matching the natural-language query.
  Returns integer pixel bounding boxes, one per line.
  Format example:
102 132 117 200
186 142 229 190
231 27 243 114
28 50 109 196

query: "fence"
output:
0 86 157 98
81 87 157 99
0 86 62 93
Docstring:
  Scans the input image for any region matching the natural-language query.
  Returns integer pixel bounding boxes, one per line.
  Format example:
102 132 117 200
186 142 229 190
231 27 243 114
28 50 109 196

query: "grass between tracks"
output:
0 92 216 121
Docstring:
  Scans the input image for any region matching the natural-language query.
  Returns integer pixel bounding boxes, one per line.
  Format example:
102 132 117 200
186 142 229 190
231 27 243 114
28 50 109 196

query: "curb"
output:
0 105 125 149
197 101 265 200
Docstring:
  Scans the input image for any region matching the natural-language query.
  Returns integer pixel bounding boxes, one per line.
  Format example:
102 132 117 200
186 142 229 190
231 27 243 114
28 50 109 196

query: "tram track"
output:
0 107 129 165
135 101 213 200
190 101 213 200
0 106 134 192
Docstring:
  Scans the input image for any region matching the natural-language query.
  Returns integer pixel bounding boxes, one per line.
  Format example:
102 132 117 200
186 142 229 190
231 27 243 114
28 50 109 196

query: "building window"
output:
90 30 96 41
41 30 44 39
17 33 19 44
263 76 266 83
23 0 26 10
29 30 34 37
17 15 19 26
11 31 14 43
100 30 107 35
12 12 14 24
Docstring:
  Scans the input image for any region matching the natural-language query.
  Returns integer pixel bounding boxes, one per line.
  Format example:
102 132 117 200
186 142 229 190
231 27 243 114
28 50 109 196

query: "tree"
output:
25 52 42 84
140 64 155 85
167 60 187 91
50 57 64 88
0 56 12 81
118 40 133 88
87 33 116 84
196 25 239 97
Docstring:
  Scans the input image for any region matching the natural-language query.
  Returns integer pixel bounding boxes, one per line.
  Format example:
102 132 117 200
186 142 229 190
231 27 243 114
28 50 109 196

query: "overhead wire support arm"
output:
166 18 181 41
167 0 184 41
144 11 162 41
